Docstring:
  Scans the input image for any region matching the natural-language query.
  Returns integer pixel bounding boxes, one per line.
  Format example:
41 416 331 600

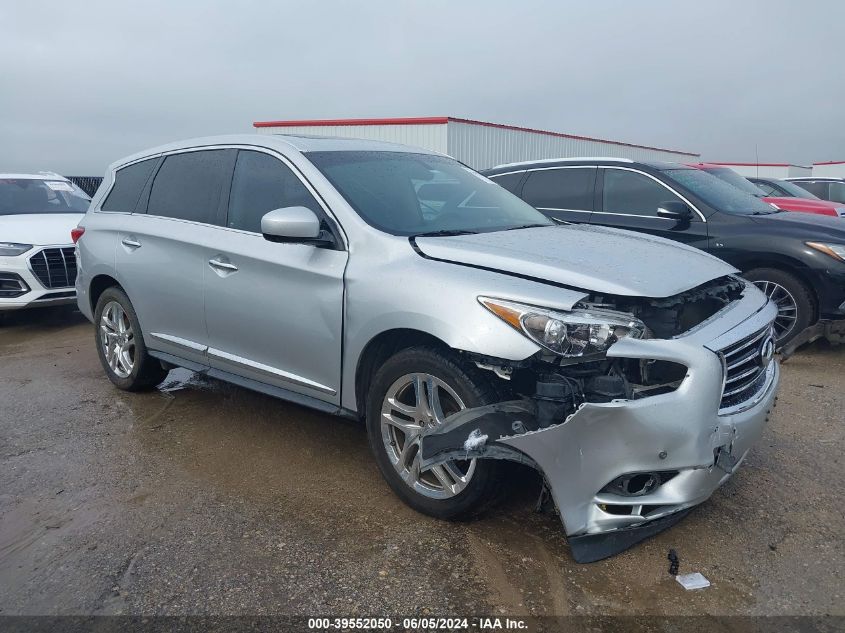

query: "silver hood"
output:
414 224 737 298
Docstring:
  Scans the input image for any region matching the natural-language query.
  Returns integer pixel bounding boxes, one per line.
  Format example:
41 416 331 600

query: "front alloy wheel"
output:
380 373 475 499
752 280 799 342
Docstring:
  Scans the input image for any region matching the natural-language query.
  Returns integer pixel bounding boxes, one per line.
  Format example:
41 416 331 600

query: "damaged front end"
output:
420 277 780 562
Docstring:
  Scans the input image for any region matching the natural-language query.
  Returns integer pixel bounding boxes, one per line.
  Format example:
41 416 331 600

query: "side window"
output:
602 169 682 216
488 172 524 194
101 158 157 213
828 182 845 204
227 150 322 233
522 168 595 210
147 150 230 224
794 181 829 199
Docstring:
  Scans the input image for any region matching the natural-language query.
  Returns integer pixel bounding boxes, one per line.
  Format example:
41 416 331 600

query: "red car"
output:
690 164 842 217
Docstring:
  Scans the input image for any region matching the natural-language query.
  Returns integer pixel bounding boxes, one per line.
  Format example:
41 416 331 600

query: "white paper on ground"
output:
675 572 710 590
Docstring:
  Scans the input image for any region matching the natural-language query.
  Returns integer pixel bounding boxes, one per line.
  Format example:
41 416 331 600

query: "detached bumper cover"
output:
420 292 779 561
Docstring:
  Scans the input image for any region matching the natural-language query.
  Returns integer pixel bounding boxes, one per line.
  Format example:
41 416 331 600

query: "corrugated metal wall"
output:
812 163 845 178
254 120 698 169
446 121 698 169
255 123 449 154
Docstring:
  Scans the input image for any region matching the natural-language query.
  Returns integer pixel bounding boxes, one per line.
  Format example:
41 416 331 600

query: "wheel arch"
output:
88 274 124 314
739 256 820 318
354 328 451 421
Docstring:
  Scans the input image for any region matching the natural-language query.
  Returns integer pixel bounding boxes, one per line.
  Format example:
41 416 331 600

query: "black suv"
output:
482 158 845 345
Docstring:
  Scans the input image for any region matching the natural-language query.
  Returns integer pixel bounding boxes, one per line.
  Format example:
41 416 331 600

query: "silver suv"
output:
76 135 779 561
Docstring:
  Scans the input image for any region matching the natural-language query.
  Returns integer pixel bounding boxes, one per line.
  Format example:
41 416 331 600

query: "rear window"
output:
101 158 158 213
0 179 90 216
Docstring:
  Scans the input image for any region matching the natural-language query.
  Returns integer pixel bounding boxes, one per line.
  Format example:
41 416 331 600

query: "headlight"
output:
0 243 33 257
479 297 645 357
806 242 845 263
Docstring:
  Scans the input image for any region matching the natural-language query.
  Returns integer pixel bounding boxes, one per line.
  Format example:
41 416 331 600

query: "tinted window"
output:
147 150 230 224
489 172 524 194
522 168 595 210
307 151 551 236
227 151 322 233
101 158 157 212
0 179 90 216
828 182 845 204
791 181 829 200
602 169 681 216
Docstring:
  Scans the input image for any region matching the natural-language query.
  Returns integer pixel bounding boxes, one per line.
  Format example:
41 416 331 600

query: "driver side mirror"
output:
656 201 693 222
261 206 335 247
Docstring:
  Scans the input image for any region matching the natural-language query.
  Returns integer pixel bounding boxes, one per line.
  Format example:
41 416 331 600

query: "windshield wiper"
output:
503 223 554 231
412 229 478 237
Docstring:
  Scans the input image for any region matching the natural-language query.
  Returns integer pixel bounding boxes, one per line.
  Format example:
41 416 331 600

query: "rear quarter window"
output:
488 172 524 194
101 158 158 213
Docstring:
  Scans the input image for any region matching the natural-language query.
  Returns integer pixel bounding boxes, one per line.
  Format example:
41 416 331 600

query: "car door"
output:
114 148 236 367
590 167 708 248
519 167 596 224
203 149 348 405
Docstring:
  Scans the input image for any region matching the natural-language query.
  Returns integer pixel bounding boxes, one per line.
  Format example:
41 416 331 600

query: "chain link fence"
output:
65 176 103 197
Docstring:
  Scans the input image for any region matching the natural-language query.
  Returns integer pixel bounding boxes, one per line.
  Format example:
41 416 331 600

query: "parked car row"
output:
0 173 89 311
65 134 783 562
482 158 845 346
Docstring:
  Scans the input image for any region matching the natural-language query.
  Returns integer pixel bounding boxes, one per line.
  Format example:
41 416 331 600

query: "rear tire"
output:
743 267 815 345
366 346 505 521
93 287 168 391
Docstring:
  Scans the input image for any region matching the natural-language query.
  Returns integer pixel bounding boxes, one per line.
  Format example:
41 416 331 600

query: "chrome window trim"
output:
536 207 591 214
598 166 707 223
99 144 349 250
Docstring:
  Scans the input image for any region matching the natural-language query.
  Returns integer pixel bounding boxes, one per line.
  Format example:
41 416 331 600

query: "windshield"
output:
306 151 553 236
665 169 778 214
704 167 767 196
0 179 90 216
774 180 822 200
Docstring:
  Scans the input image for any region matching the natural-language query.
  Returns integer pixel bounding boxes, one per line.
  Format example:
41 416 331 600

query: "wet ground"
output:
1 307 843 618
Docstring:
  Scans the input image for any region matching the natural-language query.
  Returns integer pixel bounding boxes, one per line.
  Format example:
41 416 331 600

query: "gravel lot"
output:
1 307 843 619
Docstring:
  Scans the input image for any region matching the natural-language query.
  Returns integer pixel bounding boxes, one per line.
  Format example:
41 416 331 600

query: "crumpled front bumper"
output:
420 291 779 562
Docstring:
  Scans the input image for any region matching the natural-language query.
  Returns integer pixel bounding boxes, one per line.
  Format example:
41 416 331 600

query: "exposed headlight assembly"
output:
806 242 845 263
0 243 33 257
479 297 646 358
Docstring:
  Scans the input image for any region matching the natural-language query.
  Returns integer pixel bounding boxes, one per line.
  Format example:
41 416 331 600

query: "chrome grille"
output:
718 325 775 412
29 247 77 289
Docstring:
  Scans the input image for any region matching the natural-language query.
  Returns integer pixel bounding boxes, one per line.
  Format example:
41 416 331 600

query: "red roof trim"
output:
253 117 449 128
813 160 845 165
708 161 797 167
251 116 699 157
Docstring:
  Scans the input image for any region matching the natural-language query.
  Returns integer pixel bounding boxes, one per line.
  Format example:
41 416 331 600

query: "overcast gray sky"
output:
1 0 842 174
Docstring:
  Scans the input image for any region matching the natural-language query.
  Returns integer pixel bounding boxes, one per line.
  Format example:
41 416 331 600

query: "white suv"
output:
0 173 90 312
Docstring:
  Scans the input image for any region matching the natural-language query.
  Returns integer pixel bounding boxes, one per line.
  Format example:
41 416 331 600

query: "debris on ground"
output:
667 548 679 576
675 572 711 590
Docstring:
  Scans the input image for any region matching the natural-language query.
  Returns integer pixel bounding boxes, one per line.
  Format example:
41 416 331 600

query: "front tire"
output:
93 287 168 391
366 346 504 521
743 267 815 345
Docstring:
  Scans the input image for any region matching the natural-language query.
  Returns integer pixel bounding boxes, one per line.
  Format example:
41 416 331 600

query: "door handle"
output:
208 258 238 272
121 237 141 249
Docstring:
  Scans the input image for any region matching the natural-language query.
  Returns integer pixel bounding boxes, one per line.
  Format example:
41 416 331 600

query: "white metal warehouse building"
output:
252 116 700 170
812 161 845 178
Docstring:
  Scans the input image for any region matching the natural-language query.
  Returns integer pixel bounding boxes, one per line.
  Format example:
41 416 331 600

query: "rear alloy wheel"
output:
93 287 168 391
744 268 815 345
